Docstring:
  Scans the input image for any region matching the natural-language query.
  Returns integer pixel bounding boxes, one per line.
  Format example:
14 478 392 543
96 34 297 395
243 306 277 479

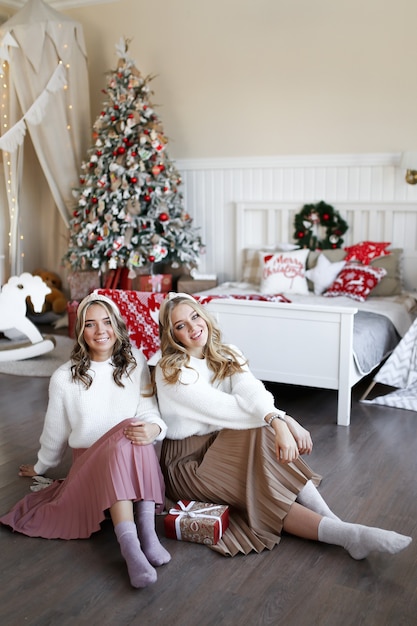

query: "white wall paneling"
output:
177 153 417 283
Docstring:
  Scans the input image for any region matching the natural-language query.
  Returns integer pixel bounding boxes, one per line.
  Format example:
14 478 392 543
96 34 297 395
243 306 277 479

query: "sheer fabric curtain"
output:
0 0 91 278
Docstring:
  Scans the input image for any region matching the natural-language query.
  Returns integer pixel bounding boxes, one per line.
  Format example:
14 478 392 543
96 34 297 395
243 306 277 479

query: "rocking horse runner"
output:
0 273 56 361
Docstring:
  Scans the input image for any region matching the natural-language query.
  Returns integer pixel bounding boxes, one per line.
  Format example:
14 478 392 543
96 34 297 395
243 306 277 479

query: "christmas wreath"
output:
293 201 348 250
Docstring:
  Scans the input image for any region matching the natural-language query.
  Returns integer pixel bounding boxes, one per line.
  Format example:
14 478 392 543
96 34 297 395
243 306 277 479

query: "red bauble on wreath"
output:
293 201 348 250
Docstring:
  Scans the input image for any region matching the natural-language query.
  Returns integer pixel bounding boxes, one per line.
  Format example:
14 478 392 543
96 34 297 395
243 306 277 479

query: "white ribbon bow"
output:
168 500 225 540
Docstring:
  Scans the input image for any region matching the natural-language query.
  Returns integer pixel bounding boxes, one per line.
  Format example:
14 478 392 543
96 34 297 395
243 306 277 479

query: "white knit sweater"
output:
34 349 166 475
155 347 278 440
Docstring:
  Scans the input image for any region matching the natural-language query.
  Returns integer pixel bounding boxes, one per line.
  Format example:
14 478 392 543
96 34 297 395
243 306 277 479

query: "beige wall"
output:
59 0 417 159
1 0 417 281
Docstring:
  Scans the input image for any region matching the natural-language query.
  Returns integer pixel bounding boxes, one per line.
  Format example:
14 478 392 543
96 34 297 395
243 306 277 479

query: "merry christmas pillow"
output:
305 253 346 295
259 249 309 294
242 244 300 285
323 264 387 302
344 241 391 265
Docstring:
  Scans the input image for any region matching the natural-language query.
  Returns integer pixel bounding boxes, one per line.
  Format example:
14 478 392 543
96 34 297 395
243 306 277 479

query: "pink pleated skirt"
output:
160 427 321 556
0 419 165 540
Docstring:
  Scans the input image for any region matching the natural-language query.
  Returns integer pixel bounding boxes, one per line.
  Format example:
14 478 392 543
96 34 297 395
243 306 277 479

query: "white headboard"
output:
235 201 417 292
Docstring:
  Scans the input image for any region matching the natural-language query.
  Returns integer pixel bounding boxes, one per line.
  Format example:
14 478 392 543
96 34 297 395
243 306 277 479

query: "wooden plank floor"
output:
1 368 416 626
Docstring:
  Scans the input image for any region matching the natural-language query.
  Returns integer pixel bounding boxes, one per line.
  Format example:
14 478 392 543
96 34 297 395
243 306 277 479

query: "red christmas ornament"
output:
131 151 137 157
144 194 151 202
158 213 169 222
130 177 138 184
79 178 85 185
96 150 102 156
114 105 119 110
91 197 98 204
117 146 126 155
297 231 305 238
322 213 330 221
123 137 129 144
148 255 155 263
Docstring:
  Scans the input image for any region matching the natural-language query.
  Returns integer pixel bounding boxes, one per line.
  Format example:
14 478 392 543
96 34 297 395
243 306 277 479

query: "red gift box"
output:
136 274 172 293
164 500 229 545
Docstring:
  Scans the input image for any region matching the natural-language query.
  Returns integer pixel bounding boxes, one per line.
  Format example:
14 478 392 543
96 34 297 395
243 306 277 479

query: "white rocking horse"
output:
0 273 56 361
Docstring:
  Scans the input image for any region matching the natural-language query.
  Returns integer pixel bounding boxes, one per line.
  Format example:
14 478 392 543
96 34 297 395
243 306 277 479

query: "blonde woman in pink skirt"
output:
0 294 170 588
142 293 411 559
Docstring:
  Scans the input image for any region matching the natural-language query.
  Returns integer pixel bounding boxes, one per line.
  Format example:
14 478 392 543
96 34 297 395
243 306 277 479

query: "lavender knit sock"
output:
114 520 157 588
135 500 171 566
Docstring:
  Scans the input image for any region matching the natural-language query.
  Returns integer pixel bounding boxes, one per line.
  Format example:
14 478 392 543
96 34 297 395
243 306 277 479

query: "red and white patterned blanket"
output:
97 289 290 361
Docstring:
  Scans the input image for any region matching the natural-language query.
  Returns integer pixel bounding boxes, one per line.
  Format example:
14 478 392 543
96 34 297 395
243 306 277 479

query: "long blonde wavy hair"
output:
158 295 246 385
70 294 136 389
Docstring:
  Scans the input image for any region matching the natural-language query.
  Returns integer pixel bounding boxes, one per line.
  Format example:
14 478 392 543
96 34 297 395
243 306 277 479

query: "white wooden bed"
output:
203 202 417 426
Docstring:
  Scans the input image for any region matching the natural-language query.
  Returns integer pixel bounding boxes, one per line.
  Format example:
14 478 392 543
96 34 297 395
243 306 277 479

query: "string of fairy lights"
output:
0 36 71 277
0 58 21 275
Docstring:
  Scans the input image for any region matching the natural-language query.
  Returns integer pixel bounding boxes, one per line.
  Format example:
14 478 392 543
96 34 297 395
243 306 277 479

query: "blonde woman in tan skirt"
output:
129 292 411 559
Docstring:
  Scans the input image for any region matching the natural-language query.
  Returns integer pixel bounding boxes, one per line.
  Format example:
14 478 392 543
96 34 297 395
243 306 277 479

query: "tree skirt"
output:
0 335 73 377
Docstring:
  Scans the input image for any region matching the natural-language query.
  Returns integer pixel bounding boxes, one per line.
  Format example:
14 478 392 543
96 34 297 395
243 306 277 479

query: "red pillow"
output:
344 241 391 265
323 263 387 302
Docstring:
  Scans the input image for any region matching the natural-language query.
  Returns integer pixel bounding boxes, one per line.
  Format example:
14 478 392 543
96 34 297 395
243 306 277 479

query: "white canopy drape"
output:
0 0 91 278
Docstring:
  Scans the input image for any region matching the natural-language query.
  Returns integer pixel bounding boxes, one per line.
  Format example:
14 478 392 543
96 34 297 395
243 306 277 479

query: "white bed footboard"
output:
206 299 358 426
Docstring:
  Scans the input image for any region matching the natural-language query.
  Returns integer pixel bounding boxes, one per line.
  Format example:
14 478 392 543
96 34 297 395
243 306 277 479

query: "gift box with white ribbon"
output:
164 500 229 545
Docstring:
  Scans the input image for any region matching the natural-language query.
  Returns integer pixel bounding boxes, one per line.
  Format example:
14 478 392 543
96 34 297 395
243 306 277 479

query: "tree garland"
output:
293 201 348 250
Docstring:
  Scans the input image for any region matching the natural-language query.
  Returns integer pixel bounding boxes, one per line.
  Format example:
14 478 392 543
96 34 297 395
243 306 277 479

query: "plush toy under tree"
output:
63 38 204 282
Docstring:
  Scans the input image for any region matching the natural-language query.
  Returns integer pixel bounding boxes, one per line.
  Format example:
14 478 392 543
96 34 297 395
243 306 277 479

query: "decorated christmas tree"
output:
63 38 204 279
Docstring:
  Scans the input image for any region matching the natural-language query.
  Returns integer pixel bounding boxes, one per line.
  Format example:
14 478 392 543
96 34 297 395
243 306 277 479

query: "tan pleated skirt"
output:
160 426 322 557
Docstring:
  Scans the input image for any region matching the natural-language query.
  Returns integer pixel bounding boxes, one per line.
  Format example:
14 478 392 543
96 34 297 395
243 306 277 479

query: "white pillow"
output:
259 249 309 294
305 253 346 295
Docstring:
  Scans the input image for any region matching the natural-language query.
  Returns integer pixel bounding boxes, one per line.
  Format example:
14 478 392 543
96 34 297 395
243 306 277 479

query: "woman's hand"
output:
284 414 313 455
271 420 300 464
18 464 37 477
123 420 161 445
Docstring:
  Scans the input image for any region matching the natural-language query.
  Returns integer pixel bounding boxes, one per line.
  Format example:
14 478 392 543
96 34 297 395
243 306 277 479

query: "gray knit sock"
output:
318 517 412 560
296 481 340 520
